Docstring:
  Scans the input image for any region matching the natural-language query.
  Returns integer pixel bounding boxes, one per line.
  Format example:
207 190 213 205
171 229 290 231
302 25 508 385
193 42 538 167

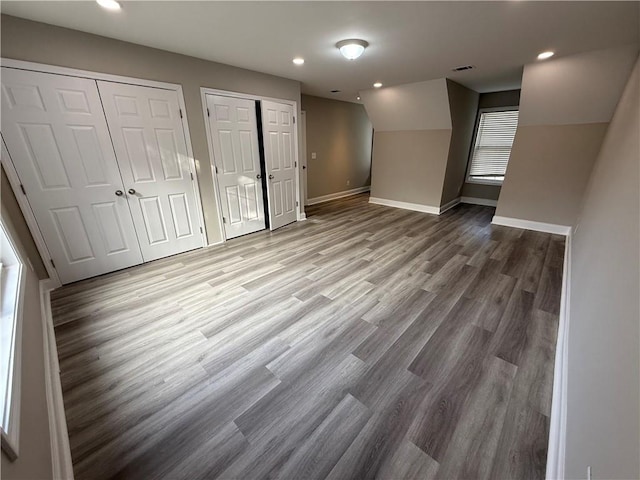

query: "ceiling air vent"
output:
452 65 474 72
330 89 341 93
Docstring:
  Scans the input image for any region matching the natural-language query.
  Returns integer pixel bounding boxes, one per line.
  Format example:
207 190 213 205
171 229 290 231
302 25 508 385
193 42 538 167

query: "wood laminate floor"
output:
51 194 564 480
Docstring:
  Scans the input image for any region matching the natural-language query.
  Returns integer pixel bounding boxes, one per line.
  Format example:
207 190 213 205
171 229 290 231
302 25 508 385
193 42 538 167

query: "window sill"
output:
466 178 504 187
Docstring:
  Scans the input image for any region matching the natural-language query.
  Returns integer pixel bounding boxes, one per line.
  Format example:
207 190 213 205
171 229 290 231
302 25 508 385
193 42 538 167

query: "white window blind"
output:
467 109 519 183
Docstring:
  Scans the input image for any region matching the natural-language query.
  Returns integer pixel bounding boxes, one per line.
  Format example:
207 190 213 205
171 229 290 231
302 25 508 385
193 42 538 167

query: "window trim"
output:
0 220 26 461
465 105 519 186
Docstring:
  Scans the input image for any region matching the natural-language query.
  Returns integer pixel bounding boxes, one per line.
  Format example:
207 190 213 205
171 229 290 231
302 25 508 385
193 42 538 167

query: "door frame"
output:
0 58 207 287
300 110 308 206
200 87 303 244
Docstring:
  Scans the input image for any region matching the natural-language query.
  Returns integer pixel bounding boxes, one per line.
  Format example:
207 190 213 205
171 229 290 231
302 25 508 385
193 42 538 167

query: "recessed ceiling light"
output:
373 82 383 88
336 39 369 60
537 51 555 60
96 0 121 10
292 58 305 65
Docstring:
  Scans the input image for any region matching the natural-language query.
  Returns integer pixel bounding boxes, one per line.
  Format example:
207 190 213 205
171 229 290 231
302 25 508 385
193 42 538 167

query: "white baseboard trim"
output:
369 197 440 215
492 215 572 236
40 279 74 480
546 232 572 480
298 212 307 221
438 197 461 214
460 196 498 207
306 186 370 206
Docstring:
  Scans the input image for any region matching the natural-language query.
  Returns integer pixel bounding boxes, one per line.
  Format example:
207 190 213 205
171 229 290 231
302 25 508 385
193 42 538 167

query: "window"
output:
466 108 519 185
1 220 25 460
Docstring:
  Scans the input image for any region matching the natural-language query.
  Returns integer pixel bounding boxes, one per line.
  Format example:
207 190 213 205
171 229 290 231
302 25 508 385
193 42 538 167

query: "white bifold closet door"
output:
206 94 266 239
1 68 143 284
261 100 297 230
97 81 203 262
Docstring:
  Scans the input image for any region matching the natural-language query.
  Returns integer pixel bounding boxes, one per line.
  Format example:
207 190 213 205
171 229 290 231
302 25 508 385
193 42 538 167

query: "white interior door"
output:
206 94 266 239
98 81 203 262
1 68 143 284
261 100 298 230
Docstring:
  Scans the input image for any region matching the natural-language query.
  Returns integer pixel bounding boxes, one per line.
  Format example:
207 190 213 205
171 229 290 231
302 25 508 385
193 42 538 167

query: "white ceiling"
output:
2 1 639 103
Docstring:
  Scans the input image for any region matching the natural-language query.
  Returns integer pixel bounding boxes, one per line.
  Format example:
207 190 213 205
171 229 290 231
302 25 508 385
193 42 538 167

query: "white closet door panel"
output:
1 68 143 284
206 94 265 239
261 100 297 230
98 81 203 261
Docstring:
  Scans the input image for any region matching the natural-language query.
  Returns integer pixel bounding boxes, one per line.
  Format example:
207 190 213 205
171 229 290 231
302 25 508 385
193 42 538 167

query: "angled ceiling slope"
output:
1 1 639 102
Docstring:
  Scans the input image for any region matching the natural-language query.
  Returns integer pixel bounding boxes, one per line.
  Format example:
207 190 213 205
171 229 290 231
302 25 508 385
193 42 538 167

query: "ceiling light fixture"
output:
373 82 383 88
537 51 555 60
357 96 361 100
96 0 121 10
336 39 369 60
292 58 305 65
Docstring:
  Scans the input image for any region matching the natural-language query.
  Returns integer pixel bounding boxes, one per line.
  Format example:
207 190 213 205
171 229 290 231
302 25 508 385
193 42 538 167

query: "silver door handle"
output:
269 174 274 180
115 190 124 196
128 188 136 195
256 174 262 179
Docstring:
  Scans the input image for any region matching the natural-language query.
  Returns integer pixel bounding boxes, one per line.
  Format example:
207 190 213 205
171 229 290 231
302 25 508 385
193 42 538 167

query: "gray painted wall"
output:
370 130 452 207
441 80 479 205
361 78 454 209
1 14 302 246
1 197 53 479
565 56 639 480
301 95 373 200
496 45 638 226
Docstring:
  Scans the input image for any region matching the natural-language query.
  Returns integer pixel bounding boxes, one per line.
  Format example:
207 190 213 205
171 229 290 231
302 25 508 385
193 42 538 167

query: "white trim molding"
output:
546 232 572 480
306 186 370 206
369 197 440 215
438 197 461 214
460 196 498 207
40 280 74 480
491 215 572 236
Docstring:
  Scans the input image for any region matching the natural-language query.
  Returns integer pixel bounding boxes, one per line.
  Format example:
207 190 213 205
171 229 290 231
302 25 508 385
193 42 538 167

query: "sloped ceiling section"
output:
518 44 640 126
359 79 451 131
496 45 640 226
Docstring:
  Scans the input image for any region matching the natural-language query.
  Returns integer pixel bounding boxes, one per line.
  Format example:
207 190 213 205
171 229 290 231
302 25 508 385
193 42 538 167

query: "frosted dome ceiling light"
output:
336 39 369 60
293 58 305 65
96 0 121 10
537 51 555 60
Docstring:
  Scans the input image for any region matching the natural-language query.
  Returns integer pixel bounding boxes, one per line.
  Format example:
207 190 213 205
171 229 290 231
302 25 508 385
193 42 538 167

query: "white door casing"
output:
261 100 297 230
98 81 203 262
301 110 308 206
0 68 143 284
206 94 266 239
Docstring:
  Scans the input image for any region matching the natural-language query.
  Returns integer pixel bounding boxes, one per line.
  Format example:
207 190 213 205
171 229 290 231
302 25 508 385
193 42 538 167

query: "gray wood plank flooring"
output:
51 194 563 480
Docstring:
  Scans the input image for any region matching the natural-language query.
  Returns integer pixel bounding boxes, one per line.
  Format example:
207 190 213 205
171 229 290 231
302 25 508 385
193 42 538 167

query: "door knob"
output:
128 188 136 195
256 174 262 179
115 190 123 196
269 174 274 180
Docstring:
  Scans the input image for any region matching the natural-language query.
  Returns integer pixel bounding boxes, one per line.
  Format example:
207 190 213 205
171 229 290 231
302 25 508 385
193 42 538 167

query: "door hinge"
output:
293 116 296 124
215 165 219 174
295 161 297 168
296 201 299 207
179 109 183 119
50 259 56 269
207 108 210 117
222 217 226 224
199 226 203 233
19 184 26 195
190 172 194 180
